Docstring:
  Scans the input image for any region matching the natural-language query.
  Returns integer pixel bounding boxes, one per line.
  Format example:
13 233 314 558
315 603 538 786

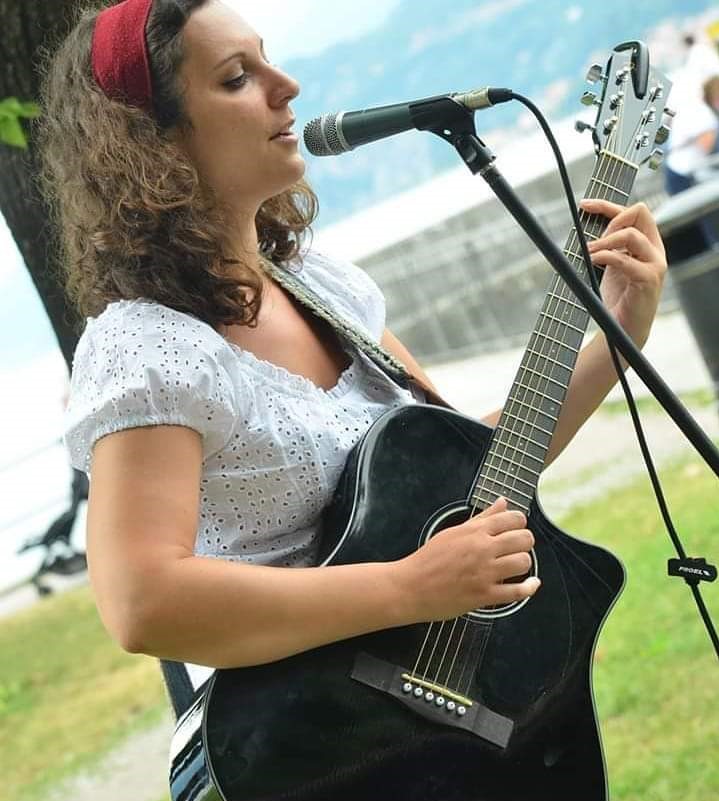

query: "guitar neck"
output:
470 152 638 514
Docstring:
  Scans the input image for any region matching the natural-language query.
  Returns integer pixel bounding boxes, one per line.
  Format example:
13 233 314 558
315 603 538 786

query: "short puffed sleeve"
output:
295 250 386 341
63 300 239 474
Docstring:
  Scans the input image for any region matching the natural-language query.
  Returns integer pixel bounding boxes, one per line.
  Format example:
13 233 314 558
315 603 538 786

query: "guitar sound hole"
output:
422 503 538 620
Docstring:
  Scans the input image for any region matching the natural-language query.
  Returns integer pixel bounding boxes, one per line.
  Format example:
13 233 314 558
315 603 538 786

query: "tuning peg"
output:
642 108 657 123
575 120 595 134
581 90 599 106
655 124 671 145
664 107 677 118
650 84 665 100
603 115 619 134
648 148 664 170
586 63 605 83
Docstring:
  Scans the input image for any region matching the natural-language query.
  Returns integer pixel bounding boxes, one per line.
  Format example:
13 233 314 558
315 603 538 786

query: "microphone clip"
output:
668 556 718 587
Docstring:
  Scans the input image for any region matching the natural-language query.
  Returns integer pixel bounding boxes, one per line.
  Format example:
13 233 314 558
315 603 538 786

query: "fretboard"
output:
470 152 637 514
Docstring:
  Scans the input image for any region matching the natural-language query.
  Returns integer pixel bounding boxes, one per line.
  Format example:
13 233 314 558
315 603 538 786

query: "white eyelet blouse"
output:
63 249 417 571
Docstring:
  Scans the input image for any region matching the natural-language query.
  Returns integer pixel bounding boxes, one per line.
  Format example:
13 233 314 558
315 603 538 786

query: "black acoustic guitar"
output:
169 43 671 801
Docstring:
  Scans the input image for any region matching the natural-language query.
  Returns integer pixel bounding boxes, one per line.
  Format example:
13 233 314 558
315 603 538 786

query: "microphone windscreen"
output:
303 113 345 156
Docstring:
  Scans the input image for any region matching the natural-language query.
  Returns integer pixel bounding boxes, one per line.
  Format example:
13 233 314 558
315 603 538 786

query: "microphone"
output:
303 87 512 156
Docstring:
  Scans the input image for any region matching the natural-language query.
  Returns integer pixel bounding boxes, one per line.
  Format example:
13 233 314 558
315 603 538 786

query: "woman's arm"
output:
87 425 536 668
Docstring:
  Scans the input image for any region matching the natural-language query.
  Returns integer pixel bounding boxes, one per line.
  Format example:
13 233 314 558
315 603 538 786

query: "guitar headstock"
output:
575 40 673 172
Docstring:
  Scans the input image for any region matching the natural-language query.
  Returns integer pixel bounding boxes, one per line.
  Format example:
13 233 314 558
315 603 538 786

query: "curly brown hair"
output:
36 0 318 332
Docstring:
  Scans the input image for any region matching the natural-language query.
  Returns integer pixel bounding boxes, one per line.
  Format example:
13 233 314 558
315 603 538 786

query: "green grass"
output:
600 387 716 416
3 452 719 801
0 585 168 801
562 455 719 800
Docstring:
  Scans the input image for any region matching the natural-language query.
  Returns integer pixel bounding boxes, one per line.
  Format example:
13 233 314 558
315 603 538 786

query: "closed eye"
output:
223 74 249 90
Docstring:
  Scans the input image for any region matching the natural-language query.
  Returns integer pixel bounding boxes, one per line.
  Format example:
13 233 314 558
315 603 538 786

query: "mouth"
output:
270 118 297 140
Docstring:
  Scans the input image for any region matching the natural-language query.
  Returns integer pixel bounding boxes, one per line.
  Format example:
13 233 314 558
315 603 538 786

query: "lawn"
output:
0 585 168 801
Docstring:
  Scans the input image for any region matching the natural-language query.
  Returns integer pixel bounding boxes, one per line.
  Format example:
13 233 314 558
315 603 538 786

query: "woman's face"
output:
174 1 305 215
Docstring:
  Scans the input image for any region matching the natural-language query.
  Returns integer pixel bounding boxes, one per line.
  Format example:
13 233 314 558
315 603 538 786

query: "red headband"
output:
91 0 154 112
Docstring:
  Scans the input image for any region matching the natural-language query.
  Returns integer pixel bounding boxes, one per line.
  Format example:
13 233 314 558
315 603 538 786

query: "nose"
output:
267 65 300 107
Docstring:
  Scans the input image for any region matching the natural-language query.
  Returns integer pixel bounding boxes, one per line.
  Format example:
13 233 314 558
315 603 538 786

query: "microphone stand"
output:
414 101 719 477
414 97 719 657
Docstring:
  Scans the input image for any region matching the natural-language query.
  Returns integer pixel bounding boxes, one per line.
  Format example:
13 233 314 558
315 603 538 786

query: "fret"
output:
500 411 554 438
537 312 585 336
485 452 542 477
588 178 630 197
573 229 599 241
505 395 559 422
519 365 568 389
597 150 639 171
546 291 585 312
493 428 548 454
563 247 589 262
487 446 544 468
473 481 534 503
471 487 532 514
481 464 537 490
513 381 563 406
491 445 545 469
470 491 501 511
524 346 573 372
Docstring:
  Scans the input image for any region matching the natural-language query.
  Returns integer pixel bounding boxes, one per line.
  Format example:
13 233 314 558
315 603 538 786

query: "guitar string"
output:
438 64 651 694
422 148 623 697
409 71 648 696
430 192 603 698
486 160 642 598
432 616 461 687
452 139 629 697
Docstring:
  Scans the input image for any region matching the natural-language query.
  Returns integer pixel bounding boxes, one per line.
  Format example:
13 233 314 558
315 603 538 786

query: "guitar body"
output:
170 405 624 801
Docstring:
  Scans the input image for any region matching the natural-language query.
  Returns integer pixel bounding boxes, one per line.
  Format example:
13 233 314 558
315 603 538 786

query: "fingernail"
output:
528 577 541 591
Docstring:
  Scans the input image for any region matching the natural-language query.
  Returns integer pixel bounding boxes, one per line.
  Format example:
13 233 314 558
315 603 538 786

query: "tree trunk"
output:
0 0 83 372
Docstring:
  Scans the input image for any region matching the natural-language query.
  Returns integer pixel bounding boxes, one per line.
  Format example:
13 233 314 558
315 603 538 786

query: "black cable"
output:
507 90 719 661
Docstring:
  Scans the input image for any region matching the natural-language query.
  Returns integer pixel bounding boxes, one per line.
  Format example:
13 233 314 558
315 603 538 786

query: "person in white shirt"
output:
36 1 669 797
664 34 719 246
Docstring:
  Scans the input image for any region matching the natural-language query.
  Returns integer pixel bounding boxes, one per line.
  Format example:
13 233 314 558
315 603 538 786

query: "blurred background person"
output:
663 31 719 248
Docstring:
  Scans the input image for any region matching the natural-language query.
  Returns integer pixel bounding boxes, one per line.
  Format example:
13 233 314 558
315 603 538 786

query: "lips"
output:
271 119 296 139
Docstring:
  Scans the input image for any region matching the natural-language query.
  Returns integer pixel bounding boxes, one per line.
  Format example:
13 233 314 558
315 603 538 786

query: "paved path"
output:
16 310 719 801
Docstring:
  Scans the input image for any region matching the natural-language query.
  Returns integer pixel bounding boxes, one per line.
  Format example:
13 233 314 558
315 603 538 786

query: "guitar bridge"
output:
351 652 514 749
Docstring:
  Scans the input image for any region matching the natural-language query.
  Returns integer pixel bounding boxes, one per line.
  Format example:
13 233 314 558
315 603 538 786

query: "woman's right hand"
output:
396 496 540 622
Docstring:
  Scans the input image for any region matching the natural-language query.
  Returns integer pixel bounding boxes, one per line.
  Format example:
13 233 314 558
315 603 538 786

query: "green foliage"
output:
0 97 41 149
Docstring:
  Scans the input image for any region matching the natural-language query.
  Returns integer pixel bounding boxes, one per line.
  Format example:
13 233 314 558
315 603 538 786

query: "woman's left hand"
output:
579 198 667 348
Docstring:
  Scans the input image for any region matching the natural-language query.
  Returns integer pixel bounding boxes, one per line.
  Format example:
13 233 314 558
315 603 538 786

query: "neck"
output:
222 212 261 272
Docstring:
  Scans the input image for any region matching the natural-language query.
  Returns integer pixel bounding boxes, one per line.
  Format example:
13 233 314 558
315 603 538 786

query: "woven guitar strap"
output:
161 255 453 718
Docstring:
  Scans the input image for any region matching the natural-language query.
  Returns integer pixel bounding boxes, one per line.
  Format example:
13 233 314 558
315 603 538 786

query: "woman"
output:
38 0 667 796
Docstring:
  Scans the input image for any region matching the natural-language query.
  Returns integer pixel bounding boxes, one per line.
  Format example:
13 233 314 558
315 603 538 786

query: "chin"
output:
274 159 307 195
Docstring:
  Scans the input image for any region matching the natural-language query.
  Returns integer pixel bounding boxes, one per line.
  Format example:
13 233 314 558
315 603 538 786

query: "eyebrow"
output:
212 37 265 72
